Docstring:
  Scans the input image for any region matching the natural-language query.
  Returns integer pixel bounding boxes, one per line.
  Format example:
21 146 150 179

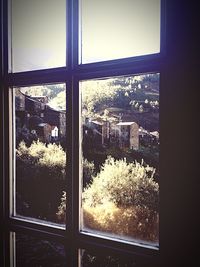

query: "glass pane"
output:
80 74 159 246
14 84 66 225
10 232 66 266
10 0 66 72
80 0 160 64
80 249 149 267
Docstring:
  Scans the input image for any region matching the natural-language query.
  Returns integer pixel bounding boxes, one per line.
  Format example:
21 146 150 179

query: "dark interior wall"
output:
160 1 198 266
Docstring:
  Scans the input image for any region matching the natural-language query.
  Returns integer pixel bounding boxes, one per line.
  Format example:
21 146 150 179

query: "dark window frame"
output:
0 0 167 266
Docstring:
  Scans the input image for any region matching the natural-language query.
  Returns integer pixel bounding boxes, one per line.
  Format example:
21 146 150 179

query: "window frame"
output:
0 0 166 266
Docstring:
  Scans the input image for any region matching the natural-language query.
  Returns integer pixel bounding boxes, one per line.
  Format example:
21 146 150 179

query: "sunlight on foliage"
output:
49 91 66 110
83 157 159 211
81 74 159 119
27 140 47 158
16 141 66 221
83 203 158 242
39 143 66 168
57 156 159 242
82 156 159 242
17 140 66 169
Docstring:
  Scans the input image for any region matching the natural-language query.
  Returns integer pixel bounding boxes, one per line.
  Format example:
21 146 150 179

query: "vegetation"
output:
83 158 96 187
16 74 159 242
83 157 158 210
81 74 159 131
20 84 66 110
16 141 66 222
57 157 159 243
83 127 159 178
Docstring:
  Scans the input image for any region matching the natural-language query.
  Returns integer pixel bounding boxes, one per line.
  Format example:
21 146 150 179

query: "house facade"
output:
15 88 66 143
116 122 139 150
85 117 139 150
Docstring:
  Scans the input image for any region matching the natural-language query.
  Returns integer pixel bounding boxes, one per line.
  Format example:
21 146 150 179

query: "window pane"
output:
10 232 66 266
10 0 66 72
13 84 66 225
80 249 149 267
80 0 160 64
80 74 159 246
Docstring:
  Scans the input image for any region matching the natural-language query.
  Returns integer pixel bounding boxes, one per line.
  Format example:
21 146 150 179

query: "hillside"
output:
20 84 66 110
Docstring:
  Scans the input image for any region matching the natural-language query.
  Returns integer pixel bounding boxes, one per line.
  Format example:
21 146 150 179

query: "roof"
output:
51 126 58 130
117 122 136 126
91 120 103 126
46 104 65 113
150 131 159 138
38 123 49 127
30 95 47 98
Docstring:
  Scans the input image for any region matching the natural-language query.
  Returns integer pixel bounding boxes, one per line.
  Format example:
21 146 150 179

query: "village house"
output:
85 117 139 150
44 106 66 137
116 122 139 150
89 120 110 145
15 88 66 142
35 123 52 143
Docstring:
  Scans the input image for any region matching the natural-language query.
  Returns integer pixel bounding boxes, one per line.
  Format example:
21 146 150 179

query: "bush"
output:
83 158 95 187
57 157 159 242
83 157 159 211
83 203 159 242
17 140 66 169
56 191 66 222
16 141 66 221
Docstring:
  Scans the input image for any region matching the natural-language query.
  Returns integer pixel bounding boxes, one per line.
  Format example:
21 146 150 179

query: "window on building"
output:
1 0 165 266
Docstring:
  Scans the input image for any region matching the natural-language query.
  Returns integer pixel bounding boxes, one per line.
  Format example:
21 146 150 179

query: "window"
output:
9 0 66 72
80 74 160 246
1 0 166 266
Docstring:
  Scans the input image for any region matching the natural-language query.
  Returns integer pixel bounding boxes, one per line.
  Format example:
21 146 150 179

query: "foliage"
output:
81 74 159 118
81 79 116 116
82 157 159 242
16 141 66 221
83 158 95 187
83 202 159 242
49 90 66 110
20 84 66 110
17 140 66 171
56 191 66 222
16 125 38 147
83 157 159 211
57 157 159 242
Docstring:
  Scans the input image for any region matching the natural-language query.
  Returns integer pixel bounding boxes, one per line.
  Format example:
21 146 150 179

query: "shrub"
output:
27 140 46 158
17 140 66 171
56 191 66 222
16 141 66 221
57 157 159 242
83 203 159 242
16 140 29 158
83 157 159 211
83 158 95 187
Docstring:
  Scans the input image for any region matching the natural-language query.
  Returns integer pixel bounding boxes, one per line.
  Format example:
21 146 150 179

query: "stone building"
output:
15 88 66 141
116 122 139 150
44 106 66 137
90 120 109 145
36 123 52 143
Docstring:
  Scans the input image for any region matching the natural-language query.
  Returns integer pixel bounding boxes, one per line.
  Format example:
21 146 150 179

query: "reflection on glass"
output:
10 0 66 72
80 0 160 64
80 74 159 246
14 84 66 224
11 232 66 267
80 249 149 267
